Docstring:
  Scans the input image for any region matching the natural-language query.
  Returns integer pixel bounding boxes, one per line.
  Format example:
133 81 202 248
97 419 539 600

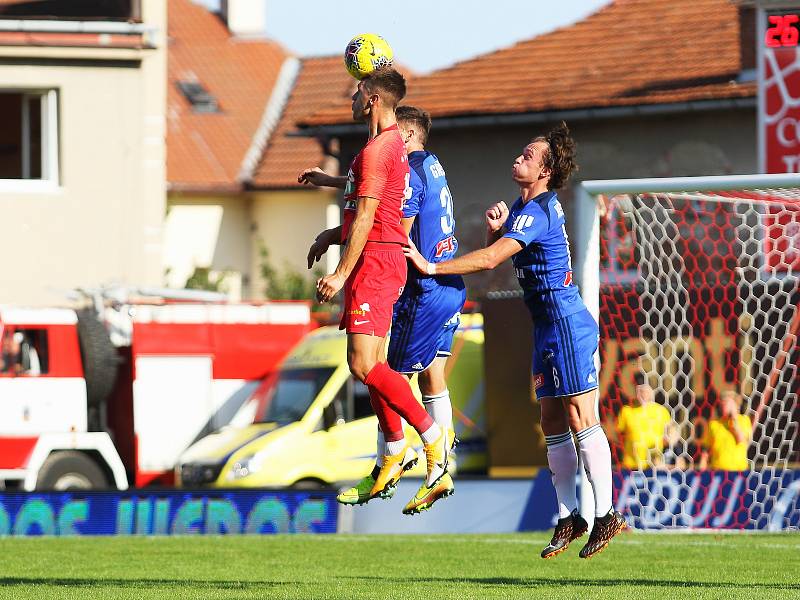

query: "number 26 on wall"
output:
766 14 799 48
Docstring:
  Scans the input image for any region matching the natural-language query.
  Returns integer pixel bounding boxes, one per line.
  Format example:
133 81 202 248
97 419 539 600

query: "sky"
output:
195 0 613 74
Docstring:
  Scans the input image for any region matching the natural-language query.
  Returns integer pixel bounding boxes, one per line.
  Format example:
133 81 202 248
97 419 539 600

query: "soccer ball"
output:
343 33 394 80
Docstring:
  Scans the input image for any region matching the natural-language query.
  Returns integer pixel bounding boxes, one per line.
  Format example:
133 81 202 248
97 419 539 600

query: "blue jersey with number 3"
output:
404 150 462 293
503 191 587 322
388 150 465 372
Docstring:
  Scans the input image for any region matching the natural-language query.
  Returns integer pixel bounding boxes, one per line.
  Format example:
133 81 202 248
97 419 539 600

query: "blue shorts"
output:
387 281 467 374
532 309 599 399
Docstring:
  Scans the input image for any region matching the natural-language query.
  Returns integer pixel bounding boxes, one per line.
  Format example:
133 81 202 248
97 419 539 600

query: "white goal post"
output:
575 173 800 530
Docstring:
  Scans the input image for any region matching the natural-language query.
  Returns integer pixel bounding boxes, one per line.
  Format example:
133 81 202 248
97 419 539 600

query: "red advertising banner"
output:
759 8 800 273
761 11 800 173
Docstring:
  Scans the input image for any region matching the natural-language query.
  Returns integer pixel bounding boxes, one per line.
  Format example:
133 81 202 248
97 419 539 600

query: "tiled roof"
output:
302 0 755 127
167 0 289 191
251 55 356 189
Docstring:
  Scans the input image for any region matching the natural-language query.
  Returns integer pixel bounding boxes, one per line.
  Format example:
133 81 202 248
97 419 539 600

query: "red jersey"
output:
341 124 409 244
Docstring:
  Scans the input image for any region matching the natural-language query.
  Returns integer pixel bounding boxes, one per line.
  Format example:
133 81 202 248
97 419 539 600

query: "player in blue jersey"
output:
404 122 625 558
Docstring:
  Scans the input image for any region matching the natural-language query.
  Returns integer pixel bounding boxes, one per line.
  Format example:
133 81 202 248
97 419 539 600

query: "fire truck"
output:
0 289 314 490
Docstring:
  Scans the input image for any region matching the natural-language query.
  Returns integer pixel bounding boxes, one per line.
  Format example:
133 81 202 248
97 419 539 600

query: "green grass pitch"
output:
0 533 798 599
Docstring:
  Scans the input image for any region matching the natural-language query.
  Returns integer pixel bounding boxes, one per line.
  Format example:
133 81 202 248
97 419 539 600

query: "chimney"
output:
221 0 267 38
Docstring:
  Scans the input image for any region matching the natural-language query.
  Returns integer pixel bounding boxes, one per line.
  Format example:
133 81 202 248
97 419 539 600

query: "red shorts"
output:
340 242 407 337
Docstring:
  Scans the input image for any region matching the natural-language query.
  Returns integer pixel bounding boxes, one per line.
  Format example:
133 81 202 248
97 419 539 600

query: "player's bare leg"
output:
540 396 587 558
563 389 626 558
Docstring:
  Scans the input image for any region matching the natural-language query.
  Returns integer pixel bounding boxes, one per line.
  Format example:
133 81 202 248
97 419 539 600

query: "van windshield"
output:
253 367 335 424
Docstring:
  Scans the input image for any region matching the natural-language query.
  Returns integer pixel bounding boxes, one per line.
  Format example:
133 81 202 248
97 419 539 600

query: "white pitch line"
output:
291 535 800 550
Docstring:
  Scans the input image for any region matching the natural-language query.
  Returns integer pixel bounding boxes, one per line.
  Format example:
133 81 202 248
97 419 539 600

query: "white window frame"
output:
0 89 60 193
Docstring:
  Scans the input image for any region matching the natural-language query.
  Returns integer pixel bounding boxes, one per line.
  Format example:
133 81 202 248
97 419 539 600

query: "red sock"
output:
368 386 403 441
364 362 433 434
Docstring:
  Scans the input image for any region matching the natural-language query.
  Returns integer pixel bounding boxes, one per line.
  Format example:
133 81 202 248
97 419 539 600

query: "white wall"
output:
164 188 337 300
250 189 337 299
163 193 251 297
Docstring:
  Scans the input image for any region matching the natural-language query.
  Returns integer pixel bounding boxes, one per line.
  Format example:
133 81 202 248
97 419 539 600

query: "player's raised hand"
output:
486 201 509 232
402 238 429 274
298 167 329 187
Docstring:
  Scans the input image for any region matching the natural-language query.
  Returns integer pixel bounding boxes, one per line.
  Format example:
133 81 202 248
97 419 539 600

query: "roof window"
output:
176 80 219 113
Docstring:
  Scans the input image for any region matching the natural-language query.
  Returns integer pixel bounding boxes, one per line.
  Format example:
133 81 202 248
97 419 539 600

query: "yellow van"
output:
176 314 486 488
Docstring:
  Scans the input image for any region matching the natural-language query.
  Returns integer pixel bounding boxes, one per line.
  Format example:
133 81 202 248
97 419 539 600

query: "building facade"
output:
0 0 166 305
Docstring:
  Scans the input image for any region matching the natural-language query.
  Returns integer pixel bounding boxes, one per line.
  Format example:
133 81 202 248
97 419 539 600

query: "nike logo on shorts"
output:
354 319 369 325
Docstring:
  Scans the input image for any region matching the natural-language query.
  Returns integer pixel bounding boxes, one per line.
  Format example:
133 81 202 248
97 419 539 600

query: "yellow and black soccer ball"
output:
343 33 394 80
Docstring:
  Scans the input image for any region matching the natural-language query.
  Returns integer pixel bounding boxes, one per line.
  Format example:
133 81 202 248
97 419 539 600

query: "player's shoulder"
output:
408 150 429 182
365 128 404 156
422 150 441 167
414 150 449 190
541 190 562 209
408 149 428 168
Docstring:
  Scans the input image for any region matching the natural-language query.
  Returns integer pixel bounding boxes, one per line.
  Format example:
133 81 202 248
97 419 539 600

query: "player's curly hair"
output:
396 105 432 144
362 67 406 109
533 121 578 190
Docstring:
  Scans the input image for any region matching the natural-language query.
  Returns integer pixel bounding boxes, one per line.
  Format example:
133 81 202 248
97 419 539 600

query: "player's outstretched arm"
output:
404 236 521 276
316 197 378 303
298 167 348 189
307 226 342 269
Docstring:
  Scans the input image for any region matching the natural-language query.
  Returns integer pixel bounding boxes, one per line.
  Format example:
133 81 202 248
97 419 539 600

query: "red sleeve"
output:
356 137 393 201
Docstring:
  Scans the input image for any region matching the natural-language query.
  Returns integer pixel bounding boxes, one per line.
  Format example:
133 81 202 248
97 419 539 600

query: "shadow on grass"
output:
339 576 800 590
0 577 296 589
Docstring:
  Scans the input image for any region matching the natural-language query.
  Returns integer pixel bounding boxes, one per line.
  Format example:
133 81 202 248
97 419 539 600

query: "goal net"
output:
577 174 800 530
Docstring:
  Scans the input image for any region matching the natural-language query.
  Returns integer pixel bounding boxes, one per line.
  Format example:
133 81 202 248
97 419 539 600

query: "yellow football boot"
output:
423 429 450 487
369 446 418 497
336 473 394 505
402 472 455 515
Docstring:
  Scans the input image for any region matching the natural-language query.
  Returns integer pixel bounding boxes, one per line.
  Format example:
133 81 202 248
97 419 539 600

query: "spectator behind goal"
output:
698 390 751 472
607 373 674 469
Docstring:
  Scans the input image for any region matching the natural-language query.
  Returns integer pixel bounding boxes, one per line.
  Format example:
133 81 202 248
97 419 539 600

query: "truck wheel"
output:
36 451 109 490
76 309 120 412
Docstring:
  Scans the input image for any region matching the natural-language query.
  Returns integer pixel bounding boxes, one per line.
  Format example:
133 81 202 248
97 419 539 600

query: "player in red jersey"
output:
299 69 450 500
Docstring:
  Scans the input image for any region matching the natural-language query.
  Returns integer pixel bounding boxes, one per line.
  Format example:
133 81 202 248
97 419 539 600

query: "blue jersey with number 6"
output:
503 190 598 398
403 150 462 293
503 190 587 322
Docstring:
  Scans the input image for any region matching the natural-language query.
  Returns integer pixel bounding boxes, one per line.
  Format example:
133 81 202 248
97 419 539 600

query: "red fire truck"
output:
0 291 314 490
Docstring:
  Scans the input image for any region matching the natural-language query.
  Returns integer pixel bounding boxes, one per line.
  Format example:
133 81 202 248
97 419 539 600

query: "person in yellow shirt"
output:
698 391 751 472
609 376 673 469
